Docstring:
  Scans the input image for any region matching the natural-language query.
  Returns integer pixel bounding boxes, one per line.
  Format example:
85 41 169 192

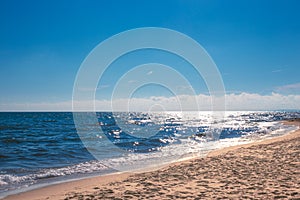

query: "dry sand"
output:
4 119 300 200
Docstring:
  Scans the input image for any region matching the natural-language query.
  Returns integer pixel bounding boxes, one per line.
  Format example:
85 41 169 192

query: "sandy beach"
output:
4 119 300 200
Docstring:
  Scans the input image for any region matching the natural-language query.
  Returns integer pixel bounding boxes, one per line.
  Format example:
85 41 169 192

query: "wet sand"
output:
4 119 300 199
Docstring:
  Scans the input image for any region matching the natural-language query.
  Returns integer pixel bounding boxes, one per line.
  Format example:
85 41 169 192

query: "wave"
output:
0 160 109 193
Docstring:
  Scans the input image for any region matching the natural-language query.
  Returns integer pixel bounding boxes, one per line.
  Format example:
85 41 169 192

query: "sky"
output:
0 0 299 111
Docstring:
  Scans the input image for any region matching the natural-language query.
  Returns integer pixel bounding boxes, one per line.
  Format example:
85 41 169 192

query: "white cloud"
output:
0 101 72 111
276 82 300 94
271 69 282 73
98 84 110 89
128 80 137 83
1 92 299 111
225 92 300 110
77 85 110 92
147 70 153 75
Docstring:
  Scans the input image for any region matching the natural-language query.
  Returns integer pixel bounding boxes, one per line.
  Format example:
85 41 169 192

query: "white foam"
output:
0 160 108 189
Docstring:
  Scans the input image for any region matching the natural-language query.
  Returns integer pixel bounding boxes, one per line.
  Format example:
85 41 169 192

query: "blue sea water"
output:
0 111 299 198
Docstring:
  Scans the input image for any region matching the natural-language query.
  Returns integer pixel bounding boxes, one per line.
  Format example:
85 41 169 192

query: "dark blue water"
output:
0 111 299 197
0 112 94 170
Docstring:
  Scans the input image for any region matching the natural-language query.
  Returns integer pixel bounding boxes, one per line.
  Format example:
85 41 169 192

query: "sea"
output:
0 111 299 198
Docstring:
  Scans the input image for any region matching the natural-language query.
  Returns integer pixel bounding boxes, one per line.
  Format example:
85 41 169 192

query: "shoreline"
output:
3 119 300 199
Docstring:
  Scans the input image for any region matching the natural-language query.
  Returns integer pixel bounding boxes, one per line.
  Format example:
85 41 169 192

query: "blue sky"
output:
0 0 299 110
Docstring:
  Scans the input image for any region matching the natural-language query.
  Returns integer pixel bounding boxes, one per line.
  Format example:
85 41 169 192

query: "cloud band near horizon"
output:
1 92 299 111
